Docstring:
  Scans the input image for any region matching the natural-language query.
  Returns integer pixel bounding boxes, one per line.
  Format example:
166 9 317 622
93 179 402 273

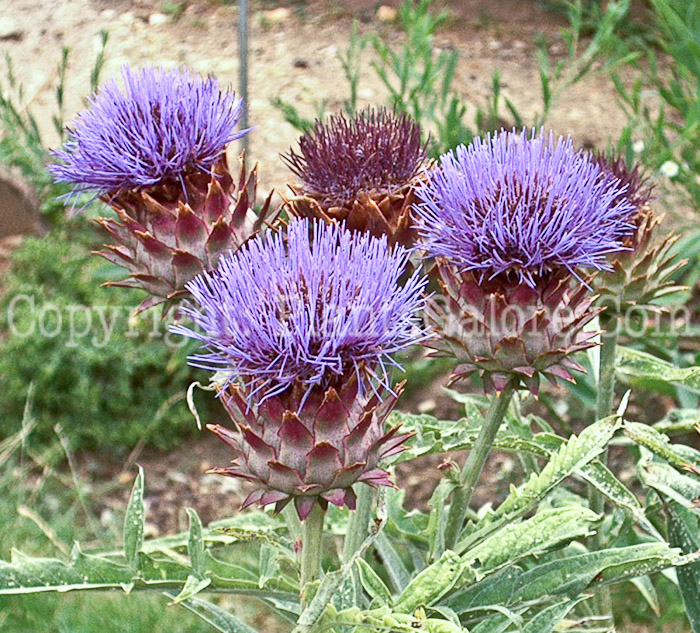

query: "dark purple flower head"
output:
592 151 654 212
283 107 426 207
415 129 636 286
172 219 429 404
49 65 249 196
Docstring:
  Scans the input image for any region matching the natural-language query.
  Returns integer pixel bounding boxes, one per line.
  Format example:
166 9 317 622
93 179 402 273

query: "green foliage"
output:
612 0 700 214
0 229 209 450
0 35 108 226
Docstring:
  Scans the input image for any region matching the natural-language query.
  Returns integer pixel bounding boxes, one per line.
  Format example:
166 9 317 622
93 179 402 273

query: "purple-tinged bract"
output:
590 154 682 315
415 129 636 286
592 151 654 213
283 108 425 208
49 65 248 195
173 218 429 403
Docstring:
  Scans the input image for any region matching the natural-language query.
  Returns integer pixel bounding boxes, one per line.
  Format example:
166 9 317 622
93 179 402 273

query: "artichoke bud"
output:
208 375 412 520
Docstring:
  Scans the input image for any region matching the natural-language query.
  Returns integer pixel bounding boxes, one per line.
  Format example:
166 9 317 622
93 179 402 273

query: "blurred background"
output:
0 0 698 630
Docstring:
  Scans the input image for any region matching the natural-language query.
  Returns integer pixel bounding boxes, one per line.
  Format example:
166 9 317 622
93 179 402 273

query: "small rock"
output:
376 5 397 23
264 7 291 23
148 13 169 27
100 508 115 527
488 39 501 51
120 11 136 25
144 522 160 538
167 471 188 484
100 9 117 20
117 471 133 485
513 39 526 50
0 17 22 41
358 87 375 99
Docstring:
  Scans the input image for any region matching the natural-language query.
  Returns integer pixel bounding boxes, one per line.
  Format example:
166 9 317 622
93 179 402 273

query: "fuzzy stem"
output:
300 503 325 605
443 381 516 551
590 312 619 621
342 485 374 563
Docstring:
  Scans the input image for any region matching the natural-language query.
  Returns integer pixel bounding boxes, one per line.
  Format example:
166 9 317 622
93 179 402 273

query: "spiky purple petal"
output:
414 129 636 285
283 107 426 208
172 219 429 404
49 65 249 196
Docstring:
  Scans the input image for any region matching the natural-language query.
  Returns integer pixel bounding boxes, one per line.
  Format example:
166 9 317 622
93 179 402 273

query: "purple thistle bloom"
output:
172 218 429 404
49 66 249 196
283 107 426 208
415 129 636 286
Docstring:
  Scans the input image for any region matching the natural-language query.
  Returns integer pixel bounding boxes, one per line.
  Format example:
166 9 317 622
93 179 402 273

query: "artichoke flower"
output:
591 153 684 315
415 129 637 393
283 108 427 246
209 376 409 519
173 219 429 519
50 66 272 312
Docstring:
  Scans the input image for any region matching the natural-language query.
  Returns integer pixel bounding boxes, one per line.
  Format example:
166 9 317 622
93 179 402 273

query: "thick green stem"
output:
300 503 325 605
342 485 374 563
596 313 619 423
590 312 619 620
443 381 516 551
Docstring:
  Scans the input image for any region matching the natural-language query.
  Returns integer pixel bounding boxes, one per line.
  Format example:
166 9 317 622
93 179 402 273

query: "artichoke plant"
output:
50 66 273 312
173 219 428 519
283 107 427 246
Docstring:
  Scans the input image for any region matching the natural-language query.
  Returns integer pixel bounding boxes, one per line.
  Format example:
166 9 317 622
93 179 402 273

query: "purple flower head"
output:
49 65 249 197
592 151 655 212
172 219 429 404
415 129 636 286
283 107 426 207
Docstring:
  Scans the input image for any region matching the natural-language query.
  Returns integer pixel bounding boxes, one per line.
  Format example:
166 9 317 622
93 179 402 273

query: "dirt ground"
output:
0 0 652 529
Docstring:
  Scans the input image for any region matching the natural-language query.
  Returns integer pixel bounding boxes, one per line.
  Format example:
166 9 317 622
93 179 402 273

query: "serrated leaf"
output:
186 508 206 577
164 592 259 633
639 461 700 515
653 409 700 435
448 543 686 614
464 508 599 571
626 422 700 476
124 467 145 569
616 346 700 395
523 597 584 633
496 416 620 519
375 532 411 593
169 574 212 605
459 416 620 551
667 503 700 633
394 550 466 613
578 460 661 539
355 558 392 606
0 546 299 604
